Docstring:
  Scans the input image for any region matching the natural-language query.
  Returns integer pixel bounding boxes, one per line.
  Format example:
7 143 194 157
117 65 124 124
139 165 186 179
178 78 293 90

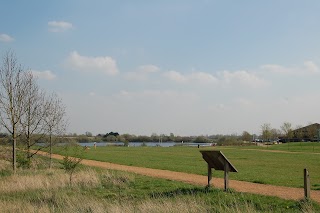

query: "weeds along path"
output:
37 151 320 203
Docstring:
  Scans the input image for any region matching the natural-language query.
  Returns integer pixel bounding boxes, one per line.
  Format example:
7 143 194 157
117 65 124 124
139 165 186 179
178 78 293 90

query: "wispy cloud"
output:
0 33 14 42
261 60 319 75
66 51 119 75
260 64 291 74
164 69 264 88
303 61 319 73
163 70 187 83
115 89 198 104
189 72 218 83
220 70 268 88
163 71 217 84
48 21 73 32
137 65 159 73
125 64 159 81
31 70 56 80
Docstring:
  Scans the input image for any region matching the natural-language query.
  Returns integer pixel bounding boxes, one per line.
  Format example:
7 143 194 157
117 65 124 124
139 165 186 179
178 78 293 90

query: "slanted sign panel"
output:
200 150 238 172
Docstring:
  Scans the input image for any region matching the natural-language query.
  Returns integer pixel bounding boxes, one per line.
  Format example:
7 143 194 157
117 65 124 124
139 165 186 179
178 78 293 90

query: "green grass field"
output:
239 142 320 153
55 142 320 189
1 157 319 213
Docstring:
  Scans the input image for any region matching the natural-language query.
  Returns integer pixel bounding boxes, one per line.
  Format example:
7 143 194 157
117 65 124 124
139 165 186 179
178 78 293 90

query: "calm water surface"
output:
80 142 214 147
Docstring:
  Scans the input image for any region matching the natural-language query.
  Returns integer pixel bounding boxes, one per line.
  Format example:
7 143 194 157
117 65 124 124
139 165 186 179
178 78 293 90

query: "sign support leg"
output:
207 164 212 188
224 162 229 191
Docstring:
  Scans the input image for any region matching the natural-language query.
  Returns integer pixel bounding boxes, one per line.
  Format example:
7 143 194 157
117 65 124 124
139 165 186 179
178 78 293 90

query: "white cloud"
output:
0 34 14 42
125 64 159 81
137 65 160 73
163 71 217 84
221 70 267 88
304 61 319 73
48 21 73 32
163 70 188 83
260 64 291 74
189 72 217 83
261 61 319 75
115 89 198 102
67 51 119 75
164 70 265 88
31 70 56 80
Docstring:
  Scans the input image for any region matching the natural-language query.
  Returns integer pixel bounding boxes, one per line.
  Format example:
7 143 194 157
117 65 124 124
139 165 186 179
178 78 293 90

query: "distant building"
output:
292 123 320 142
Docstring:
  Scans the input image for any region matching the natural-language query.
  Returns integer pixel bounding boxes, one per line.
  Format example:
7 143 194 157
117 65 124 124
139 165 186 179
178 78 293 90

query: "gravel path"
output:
38 151 320 203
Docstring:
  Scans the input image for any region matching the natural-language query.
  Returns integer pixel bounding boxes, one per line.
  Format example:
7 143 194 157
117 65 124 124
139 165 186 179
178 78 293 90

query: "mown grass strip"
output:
52 144 320 189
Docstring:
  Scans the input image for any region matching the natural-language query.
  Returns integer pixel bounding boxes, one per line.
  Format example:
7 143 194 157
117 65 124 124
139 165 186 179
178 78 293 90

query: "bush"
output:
60 145 84 185
123 140 129 147
0 169 12 177
17 152 30 169
216 136 244 146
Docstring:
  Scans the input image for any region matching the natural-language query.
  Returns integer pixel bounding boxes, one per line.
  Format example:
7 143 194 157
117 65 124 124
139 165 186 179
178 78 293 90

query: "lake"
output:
80 141 214 147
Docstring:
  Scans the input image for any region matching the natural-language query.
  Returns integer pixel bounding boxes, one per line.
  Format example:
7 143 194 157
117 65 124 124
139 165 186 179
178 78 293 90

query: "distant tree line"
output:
69 132 215 143
65 121 320 147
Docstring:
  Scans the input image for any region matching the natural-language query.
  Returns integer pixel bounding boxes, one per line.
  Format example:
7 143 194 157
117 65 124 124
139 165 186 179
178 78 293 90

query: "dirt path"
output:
37 151 320 203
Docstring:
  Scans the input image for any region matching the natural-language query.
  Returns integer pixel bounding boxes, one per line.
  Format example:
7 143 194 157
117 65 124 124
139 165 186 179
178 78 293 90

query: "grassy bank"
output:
239 142 320 153
53 143 320 189
0 157 319 213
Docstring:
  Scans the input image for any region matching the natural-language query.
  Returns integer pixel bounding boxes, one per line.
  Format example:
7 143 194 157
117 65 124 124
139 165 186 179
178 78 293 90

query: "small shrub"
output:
123 140 129 147
17 152 30 169
60 145 84 185
0 169 12 177
60 156 82 185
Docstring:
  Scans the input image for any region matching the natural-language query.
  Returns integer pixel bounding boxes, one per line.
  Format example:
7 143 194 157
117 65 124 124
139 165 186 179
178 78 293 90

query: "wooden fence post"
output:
304 168 310 200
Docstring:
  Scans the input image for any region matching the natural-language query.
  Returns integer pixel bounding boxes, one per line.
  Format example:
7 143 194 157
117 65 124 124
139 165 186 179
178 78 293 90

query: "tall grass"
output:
0 192 267 213
0 191 316 213
0 169 100 193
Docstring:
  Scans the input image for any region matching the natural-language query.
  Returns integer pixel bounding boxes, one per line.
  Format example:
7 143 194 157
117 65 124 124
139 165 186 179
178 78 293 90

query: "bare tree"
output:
241 131 252 142
281 122 293 150
44 93 67 168
271 128 281 141
0 51 28 172
19 72 49 165
281 122 293 139
261 123 272 142
0 51 68 170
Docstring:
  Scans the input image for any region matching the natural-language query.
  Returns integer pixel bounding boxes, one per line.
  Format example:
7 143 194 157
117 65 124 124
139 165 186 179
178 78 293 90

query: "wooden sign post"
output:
200 150 238 191
208 164 212 186
224 161 229 191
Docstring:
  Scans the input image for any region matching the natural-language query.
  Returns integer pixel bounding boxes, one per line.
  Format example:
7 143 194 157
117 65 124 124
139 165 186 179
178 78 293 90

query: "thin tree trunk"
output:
69 171 73 185
27 137 31 167
12 135 16 173
49 134 52 169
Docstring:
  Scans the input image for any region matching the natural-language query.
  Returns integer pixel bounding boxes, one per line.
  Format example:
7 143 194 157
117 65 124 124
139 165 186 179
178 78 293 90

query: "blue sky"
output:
1 1 320 136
